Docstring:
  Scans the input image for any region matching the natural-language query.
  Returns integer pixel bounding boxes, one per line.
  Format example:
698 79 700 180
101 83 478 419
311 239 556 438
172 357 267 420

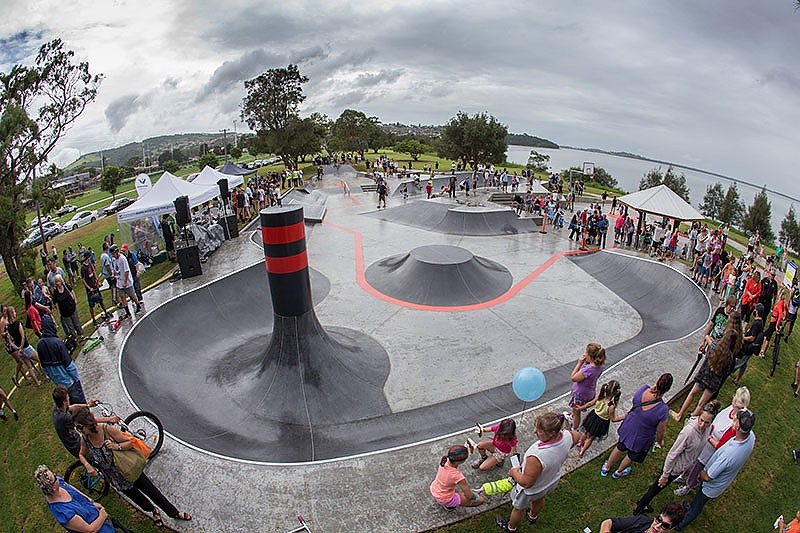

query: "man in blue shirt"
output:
676 409 756 530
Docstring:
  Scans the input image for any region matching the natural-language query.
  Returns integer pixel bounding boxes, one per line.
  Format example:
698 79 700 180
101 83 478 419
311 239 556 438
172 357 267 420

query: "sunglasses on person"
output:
74 424 84 431
654 514 674 530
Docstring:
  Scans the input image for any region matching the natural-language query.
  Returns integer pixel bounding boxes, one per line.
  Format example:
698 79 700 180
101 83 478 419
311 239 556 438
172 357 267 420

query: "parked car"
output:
55 204 78 216
102 197 135 216
64 210 97 232
21 221 62 248
29 215 53 228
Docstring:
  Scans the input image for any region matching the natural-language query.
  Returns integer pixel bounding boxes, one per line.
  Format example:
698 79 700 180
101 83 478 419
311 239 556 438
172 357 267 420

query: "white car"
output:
55 204 78 216
29 215 52 228
64 210 97 232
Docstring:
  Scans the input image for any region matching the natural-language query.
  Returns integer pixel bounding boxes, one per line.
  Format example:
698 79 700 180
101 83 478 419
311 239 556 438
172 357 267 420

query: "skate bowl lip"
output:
117 250 711 467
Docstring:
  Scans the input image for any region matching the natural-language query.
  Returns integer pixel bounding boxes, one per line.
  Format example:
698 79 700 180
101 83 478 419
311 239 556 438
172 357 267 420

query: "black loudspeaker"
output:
174 195 191 227
223 214 239 239
176 245 202 278
217 178 230 203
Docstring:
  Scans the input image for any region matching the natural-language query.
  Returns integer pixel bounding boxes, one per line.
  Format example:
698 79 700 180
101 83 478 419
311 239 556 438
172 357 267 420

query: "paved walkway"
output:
77 168 713 532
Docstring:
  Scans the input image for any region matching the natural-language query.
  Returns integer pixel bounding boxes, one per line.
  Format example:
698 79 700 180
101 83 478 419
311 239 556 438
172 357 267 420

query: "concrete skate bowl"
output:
120 251 708 463
282 188 327 222
365 199 538 235
121 261 393 463
365 244 513 306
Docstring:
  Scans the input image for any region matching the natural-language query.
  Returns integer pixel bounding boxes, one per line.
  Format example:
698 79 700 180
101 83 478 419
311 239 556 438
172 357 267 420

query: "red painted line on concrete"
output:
323 220 599 312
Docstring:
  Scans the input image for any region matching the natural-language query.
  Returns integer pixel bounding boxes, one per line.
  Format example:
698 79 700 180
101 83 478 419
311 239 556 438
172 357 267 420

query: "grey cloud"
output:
290 45 328 64
196 49 286 102
162 77 179 90
759 68 800 91
330 90 372 108
354 69 405 88
105 93 152 132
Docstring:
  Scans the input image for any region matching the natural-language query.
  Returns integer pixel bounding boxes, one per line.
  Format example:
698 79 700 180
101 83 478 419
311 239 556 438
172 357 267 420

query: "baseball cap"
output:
737 409 755 433
120 243 129 252
754 303 765 317
109 244 119 254
82 250 91 260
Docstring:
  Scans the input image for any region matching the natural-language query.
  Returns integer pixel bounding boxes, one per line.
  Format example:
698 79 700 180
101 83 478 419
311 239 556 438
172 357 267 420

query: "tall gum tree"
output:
0 39 100 287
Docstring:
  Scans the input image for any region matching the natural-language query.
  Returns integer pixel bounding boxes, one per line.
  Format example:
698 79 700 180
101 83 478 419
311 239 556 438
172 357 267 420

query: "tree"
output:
393 139 428 161
99 166 123 200
229 146 242 160
591 167 617 189
241 64 309 170
638 166 691 203
779 206 800 253
158 148 185 165
161 159 180 173
328 109 382 158
699 182 725 220
718 183 745 227
0 39 100 287
30 165 65 252
197 152 218 169
526 151 550 172
438 111 507 165
742 187 775 244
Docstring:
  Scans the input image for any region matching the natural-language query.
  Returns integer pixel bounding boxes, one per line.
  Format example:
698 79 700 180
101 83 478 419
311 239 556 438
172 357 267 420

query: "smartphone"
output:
510 454 521 469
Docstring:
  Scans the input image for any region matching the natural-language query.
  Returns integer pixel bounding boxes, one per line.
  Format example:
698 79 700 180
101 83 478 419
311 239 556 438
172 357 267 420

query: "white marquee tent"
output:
616 184 704 221
190 165 244 189
117 172 219 222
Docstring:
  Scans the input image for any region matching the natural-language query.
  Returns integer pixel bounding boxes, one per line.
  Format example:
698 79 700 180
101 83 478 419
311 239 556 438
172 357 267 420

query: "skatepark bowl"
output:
120 232 709 464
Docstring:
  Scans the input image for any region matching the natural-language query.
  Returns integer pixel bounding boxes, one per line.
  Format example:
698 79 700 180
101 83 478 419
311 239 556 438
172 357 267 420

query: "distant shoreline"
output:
558 145 799 204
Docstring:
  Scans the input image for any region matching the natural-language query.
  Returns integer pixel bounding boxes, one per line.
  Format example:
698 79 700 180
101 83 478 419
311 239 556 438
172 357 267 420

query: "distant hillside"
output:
65 133 228 171
506 133 559 149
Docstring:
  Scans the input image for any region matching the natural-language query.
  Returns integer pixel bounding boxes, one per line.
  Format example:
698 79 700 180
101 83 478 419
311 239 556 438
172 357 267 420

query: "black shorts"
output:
788 312 797 324
764 321 777 341
615 441 649 463
86 290 104 308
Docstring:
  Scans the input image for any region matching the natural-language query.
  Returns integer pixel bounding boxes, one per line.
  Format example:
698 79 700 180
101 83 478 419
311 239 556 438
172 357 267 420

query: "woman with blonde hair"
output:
496 412 580 532
34 464 114 532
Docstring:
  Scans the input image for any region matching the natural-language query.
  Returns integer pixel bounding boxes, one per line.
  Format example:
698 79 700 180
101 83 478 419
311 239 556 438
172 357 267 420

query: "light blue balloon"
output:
512 367 546 402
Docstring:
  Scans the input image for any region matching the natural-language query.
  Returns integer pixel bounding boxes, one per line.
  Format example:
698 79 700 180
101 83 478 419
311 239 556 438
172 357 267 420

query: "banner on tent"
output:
135 173 153 197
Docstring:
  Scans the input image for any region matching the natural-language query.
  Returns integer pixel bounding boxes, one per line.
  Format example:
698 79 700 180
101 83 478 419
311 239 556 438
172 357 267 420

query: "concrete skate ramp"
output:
365 244 512 306
283 188 327 222
366 200 537 235
121 251 708 463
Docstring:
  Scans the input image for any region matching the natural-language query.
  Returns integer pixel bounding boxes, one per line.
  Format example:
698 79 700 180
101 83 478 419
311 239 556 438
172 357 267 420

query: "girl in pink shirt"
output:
472 418 518 471
430 445 484 509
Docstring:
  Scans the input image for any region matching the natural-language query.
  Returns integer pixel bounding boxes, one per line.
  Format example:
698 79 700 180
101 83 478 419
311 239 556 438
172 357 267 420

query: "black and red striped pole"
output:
261 205 312 317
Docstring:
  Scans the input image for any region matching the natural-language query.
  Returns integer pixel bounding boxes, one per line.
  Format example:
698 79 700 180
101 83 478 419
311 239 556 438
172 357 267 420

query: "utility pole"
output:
219 128 229 162
233 120 238 148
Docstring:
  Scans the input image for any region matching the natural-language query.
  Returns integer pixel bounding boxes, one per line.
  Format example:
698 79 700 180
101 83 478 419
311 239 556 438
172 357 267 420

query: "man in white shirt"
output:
111 244 140 318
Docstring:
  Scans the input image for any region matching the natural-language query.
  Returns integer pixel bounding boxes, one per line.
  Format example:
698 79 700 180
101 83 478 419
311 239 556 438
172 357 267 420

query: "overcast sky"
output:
2 0 799 195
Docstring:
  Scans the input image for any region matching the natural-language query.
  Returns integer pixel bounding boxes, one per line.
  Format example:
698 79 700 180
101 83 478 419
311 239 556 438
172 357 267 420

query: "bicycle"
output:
64 402 164 501
770 324 785 378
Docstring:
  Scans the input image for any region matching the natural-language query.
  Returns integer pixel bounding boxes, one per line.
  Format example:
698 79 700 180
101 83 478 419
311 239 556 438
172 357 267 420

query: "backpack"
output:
792 287 800 307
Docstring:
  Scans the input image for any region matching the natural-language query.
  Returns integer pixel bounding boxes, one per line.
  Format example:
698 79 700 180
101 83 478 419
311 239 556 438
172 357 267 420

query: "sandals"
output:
176 511 192 521
152 509 163 528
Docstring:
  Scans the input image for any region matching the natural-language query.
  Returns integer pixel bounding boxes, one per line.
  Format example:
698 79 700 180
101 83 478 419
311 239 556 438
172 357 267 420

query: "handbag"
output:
104 426 147 482
121 430 152 460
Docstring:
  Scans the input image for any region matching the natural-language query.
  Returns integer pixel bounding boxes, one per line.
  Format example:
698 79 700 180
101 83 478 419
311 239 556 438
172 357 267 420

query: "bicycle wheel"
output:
771 335 781 378
123 411 164 459
64 460 109 501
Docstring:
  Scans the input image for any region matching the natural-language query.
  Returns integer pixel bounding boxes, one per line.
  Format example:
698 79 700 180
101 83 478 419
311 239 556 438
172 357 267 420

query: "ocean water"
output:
506 145 795 236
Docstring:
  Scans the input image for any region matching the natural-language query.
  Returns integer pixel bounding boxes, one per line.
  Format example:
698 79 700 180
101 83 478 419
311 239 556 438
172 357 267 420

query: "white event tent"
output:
117 172 219 222
190 165 244 189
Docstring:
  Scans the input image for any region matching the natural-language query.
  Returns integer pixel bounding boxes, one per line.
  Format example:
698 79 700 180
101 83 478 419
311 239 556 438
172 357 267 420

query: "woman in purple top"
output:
601 373 673 479
569 343 606 430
